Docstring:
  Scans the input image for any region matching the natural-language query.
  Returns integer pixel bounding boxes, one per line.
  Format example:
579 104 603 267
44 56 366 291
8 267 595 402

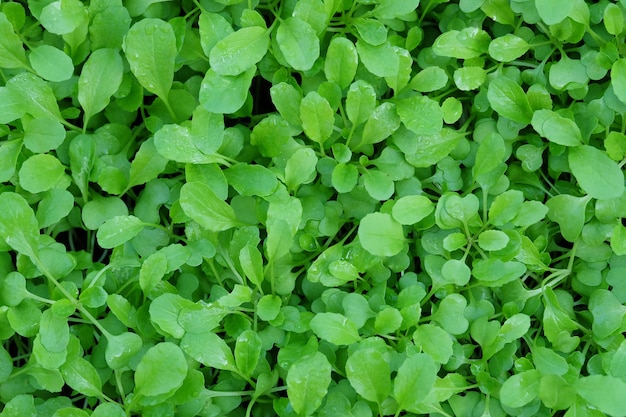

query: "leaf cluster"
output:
1 0 626 417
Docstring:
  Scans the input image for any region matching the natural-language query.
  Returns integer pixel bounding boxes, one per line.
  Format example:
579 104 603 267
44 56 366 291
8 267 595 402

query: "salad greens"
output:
1 0 626 416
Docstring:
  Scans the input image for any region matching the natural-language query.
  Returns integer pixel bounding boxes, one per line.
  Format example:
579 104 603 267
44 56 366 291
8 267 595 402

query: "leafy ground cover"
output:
1 0 626 416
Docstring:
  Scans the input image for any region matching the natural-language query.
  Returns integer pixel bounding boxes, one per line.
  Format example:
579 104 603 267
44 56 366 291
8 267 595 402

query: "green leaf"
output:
499 370 541 408
477 230 509 251
300 91 334 146
123 18 176 100
235 330 262 378
0 87 25 124
200 67 255 114
225 163 278 197
277 17 320 71
611 59 626 106
240 244 264 289
39 0 87 35
574 375 626 417
569 145 625 200
345 348 391 404
432 28 490 59
134 342 188 398
472 258 526 286
324 37 358 89
331 163 359 193
488 34 530 62
287 352 332 416
394 354 438 412
309 312 361 345
353 18 387 46
532 346 568 376
36 189 74 229
96 215 145 249
0 193 39 258
181 331 236 371
453 66 486 91
19 154 66 194
604 4 624 35
179 181 241 232
105 332 142 370
358 212 405 257
0 11 28 68
391 195 434 225
372 0 420 19
60 356 102 397
589 289 625 338
396 95 443 135
285 148 318 191
410 66 448 92
356 40 399 77
29 45 73 82
78 48 124 126
23 118 65 154
404 128 463 168
531 109 582 146
210 26 269 75
487 77 533 124
361 102 401 147
413 323 453 364
535 0 573 25
128 137 168 188
346 80 376 126
6 73 63 121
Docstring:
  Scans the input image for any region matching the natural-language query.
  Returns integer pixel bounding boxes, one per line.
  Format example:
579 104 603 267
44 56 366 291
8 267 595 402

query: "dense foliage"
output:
1 0 626 416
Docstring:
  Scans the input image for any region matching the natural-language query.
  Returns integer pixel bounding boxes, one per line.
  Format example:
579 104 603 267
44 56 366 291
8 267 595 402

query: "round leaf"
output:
358 212 405 257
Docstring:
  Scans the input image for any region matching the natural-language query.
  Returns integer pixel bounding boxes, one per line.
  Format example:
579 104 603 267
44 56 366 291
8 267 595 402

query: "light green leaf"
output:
453 66 486 91
78 48 124 126
531 109 582 146
345 348 391 404
361 102 401 147
18 154 66 194
487 77 533 124
309 312 361 345
324 36 358 89
96 215 145 249
569 145 624 200
535 0 573 25
181 331 236 371
179 181 241 232
6 73 63 121
574 375 626 417
0 11 28 68
500 370 541 408
413 323 453 363
277 17 320 71
488 34 530 62
29 45 73 82
23 118 65 154
396 95 443 135
128 138 168 188
60 356 102 397
612 58 626 106
356 40 399 77
39 0 87 35
123 18 176 100
200 67 255 114
300 91 334 145
224 163 278 197
391 195 434 225
358 212 405 257
287 352 332 416
394 354 437 412
210 26 269 75
134 342 188 398
235 330 263 378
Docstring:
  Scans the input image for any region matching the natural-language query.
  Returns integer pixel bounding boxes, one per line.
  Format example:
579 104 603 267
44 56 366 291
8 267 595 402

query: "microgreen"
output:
1 0 626 416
